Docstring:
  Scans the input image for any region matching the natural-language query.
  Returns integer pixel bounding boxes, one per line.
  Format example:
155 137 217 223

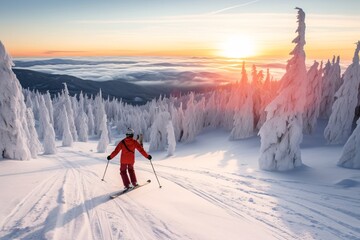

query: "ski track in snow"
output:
1 146 359 240
140 164 360 240
0 149 184 240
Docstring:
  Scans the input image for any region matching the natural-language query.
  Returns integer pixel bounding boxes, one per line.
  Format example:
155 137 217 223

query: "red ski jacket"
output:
109 137 149 164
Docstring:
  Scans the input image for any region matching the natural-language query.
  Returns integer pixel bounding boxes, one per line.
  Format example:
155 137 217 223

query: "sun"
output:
218 35 256 59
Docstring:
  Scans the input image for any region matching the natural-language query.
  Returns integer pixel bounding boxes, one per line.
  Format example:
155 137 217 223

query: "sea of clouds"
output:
13 56 289 87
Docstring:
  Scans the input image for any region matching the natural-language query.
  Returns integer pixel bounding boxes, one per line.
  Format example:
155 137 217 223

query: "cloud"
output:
207 0 260 15
42 50 89 55
14 56 287 86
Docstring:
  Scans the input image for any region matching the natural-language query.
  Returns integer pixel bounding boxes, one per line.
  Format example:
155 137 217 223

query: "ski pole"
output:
101 160 110 181
150 160 162 188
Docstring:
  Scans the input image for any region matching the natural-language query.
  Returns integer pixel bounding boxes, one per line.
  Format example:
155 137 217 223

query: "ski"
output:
110 179 151 199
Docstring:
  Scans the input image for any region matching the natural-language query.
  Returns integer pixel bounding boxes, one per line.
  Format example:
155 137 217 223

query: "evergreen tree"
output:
61 105 73 147
0 41 32 160
303 61 323 134
338 117 360 169
44 91 54 124
75 92 89 142
97 113 109 153
257 69 272 129
230 83 254 140
39 95 57 154
325 42 360 144
63 83 78 141
25 108 42 158
319 56 342 118
258 8 307 171
167 120 176 156
86 101 95 136
149 111 171 151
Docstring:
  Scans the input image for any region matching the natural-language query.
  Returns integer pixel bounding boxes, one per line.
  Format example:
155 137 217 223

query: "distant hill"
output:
14 69 215 104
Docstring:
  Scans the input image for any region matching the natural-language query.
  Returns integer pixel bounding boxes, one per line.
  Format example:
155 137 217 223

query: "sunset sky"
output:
1 0 359 60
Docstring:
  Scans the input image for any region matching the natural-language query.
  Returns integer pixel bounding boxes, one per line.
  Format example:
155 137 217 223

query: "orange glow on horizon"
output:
7 42 357 62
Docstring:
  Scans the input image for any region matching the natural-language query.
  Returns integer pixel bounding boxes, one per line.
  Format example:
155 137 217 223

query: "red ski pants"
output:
120 163 137 188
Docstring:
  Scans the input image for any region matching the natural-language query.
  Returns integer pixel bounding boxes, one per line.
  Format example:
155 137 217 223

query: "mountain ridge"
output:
14 68 215 104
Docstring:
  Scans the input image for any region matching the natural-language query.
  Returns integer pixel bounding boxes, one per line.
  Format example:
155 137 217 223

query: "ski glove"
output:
107 155 111 160
147 155 152 160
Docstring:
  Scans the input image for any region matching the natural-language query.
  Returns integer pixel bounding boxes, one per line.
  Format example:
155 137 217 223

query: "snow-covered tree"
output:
97 116 109 153
338 118 360 169
230 84 254 140
86 102 95 136
63 83 78 141
258 8 307 171
39 95 57 154
0 41 32 160
240 61 248 85
303 61 323 134
75 92 89 142
94 90 104 136
25 108 42 158
319 56 342 118
149 111 171 151
97 102 109 153
252 65 262 127
61 105 73 147
257 69 273 129
167 120 176 156
181 93 198 142
44 91 54 124
324 42 360 144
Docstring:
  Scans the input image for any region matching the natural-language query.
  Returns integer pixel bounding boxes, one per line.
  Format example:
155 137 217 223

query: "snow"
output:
1 122 359 240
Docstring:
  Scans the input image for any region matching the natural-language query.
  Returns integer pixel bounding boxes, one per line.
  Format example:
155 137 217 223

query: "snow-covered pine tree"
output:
303 61 323 134
230 67 255 140
252 66 262 128
324 42 360 144
44 91 54 124
34 94 45 140
319 56 342 118
338 117 360 169
94 90 104 136
75 92 89 142
223 85 239 131
169 102 182 141
63 83 78 141
39 95 57 154
32 92 40 122
333 56 342 94
241 61 248 85
149 111 171 151
229 83 254 140
256 69 272 129
0 41 32 160
175 102 185 141
61 105 73 147
86 101 95 136
97 115 109 153
25 108 42 158
258 8 307 171
203 91 220 129
167 120 176 156
181 93 198 142
319 60 332 118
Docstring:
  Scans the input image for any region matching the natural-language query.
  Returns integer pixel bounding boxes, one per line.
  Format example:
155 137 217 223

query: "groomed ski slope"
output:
0 127 360 240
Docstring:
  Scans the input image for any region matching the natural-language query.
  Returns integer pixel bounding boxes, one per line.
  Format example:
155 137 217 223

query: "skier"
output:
107 128 152 190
